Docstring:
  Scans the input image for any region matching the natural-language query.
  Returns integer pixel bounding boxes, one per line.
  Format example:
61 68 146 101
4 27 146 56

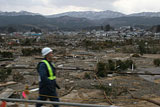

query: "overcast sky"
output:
0 0 160 15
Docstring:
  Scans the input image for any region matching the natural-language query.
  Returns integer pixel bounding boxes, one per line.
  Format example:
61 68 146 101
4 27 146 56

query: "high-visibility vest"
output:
41 60 56 80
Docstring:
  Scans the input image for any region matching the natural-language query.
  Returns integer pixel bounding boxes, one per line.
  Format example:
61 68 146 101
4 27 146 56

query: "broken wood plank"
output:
133 96 160 106
0 58 14 61
0 88 14 98
0 81 17 87
107 71 160 75
128 89 160 106
34 57 43 60
7 67 35 69
57 67 94 71
29 88 39 93
61 86 74 97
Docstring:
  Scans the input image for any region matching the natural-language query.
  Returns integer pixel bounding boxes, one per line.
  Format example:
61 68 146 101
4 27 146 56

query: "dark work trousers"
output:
36 85 59 107
36 96 59 107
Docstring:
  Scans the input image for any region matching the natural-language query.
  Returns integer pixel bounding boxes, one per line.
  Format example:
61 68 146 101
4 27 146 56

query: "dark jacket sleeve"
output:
38 62 51 86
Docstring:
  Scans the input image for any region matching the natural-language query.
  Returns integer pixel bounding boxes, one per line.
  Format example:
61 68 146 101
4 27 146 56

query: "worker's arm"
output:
56 83 61 89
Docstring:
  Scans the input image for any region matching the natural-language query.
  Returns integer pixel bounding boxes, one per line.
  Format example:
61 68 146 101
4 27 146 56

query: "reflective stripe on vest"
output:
41 60 56 80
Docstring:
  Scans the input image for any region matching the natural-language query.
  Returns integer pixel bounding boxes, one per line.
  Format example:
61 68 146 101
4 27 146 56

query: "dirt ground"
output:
1 52 160 107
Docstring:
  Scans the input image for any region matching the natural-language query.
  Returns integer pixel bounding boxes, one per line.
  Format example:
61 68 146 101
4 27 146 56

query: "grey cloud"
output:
0 0 120 14
0 0 118 10
47 0 117 10
0 0 45 7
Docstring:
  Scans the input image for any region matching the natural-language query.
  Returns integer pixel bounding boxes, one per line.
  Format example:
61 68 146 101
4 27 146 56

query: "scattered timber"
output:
4 65 160 75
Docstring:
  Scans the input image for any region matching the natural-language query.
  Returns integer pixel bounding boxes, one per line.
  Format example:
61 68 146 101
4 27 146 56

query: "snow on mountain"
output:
129 12 160 17
46 10 126 19
0 11 40 16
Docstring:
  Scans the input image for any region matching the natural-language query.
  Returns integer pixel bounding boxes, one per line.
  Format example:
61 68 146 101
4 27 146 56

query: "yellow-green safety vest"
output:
41 60 56 80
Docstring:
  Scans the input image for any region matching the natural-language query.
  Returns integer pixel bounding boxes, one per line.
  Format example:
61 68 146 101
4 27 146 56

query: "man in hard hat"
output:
36 47 60 107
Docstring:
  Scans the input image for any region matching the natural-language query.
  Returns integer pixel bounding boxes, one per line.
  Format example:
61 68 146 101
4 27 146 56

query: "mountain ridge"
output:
46 10 125 19
1 10 160 31
0 11 40 16
1 10 160 19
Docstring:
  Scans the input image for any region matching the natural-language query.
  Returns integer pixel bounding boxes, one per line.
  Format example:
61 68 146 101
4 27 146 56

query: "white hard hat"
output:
41 47 53 56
